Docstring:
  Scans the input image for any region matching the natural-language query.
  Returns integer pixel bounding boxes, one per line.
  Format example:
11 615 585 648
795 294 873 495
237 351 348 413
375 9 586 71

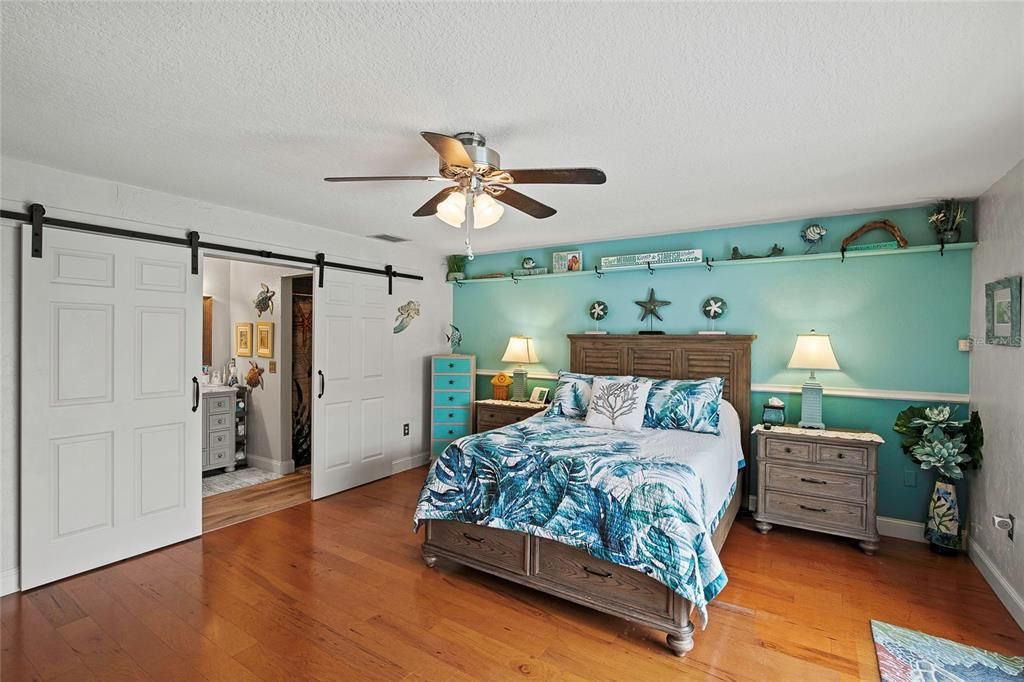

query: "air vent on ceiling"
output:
369 233 410 243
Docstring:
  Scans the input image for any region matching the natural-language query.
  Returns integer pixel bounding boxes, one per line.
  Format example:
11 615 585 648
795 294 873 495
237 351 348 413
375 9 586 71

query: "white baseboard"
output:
876 516 927 543
246 454 294 475
2 567 19 596
970 543 1024 631
392 451 429 474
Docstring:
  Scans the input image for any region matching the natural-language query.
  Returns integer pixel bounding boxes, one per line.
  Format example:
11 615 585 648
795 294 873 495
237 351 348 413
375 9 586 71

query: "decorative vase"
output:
925 477 962 554
936 228 961 244
446 272 465 282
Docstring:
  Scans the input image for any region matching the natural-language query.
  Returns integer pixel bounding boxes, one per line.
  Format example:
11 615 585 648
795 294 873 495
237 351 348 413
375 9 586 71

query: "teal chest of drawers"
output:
431 354 476 459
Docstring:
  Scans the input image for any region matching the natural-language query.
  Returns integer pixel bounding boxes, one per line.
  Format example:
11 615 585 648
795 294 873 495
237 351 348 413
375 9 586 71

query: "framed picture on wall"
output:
256 321 274 358
235 322 253 357
986 275 1021 347
553 250 583 273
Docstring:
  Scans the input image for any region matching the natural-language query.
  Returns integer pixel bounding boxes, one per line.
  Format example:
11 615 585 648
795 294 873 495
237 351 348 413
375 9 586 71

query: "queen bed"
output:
414 334 755 656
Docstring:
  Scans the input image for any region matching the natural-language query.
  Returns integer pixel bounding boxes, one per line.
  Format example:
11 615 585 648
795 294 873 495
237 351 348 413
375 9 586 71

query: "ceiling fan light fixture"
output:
434 190 504 229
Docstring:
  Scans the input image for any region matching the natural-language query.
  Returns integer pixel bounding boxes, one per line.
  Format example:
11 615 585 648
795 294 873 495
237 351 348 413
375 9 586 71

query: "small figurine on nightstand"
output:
491 372 513 401
761 397 786 429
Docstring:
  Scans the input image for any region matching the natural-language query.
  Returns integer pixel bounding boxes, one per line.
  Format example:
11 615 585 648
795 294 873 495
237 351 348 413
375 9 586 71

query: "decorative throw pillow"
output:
549 371 594 418
584 377 652 432
643 377 724 435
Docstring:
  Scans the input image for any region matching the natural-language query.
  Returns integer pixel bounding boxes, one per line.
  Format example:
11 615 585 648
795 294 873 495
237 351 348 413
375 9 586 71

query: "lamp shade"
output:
501 336 538 364
435 191 505 229
787 331 840 370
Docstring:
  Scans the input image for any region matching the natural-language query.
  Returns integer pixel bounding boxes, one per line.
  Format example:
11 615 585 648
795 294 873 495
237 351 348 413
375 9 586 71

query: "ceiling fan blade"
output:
324 175 445 182
504 168 607 185
491 187 557 219
412 186 459 217
421 131 475 168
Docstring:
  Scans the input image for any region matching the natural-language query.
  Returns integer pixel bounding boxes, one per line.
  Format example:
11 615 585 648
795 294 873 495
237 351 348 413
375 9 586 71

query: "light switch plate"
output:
268 360 277 374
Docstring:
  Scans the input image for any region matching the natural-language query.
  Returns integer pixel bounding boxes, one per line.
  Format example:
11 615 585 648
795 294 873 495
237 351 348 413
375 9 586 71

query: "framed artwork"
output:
530 387 550 403
553 250 583 273
256 321 274 357
234 322 253 357
986 276 1021 347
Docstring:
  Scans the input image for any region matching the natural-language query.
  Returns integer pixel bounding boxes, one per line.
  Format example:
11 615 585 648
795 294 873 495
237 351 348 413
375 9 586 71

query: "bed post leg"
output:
666 623 694 656
421 545 438 569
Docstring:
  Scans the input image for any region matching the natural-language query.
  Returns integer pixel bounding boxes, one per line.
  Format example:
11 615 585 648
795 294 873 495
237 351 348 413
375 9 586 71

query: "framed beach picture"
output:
235 322 253 357
256 321 274 358
553 250 583 273
985 276 1021 347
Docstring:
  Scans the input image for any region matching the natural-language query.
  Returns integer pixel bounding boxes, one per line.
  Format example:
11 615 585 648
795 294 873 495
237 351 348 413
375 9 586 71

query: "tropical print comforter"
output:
413 415 732 624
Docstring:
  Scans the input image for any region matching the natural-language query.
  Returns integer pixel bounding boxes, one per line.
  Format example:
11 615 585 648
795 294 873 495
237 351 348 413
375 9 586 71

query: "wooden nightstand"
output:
752 425 882 555
474 399 547 433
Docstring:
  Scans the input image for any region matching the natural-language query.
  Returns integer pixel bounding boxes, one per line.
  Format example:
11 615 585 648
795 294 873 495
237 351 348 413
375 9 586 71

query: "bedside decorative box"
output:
431 354 476 459
761 401 786 427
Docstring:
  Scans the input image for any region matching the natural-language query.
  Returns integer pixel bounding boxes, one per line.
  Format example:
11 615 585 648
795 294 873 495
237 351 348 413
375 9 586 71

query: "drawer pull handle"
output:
462 533 485 543
448 413 454 418
448 396 454 402
448 429 454 435
448 379 454 385
800 477 828 485
783 447 792 453
448 362 455 368
837 453 845 459
583 566 613 578
799 504 829 513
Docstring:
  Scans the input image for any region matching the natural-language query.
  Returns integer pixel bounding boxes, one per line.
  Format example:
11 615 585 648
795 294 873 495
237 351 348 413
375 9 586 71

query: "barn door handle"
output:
583 566 613 578
317 370 325 399
191 377 199 412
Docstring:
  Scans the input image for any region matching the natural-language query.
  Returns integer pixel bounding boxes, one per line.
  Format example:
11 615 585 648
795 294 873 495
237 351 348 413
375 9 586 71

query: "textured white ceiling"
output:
2 2 1022 254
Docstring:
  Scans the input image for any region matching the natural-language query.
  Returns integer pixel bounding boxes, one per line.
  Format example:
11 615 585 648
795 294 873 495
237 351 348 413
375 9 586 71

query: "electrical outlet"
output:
403 423 410 437
903 470 917 487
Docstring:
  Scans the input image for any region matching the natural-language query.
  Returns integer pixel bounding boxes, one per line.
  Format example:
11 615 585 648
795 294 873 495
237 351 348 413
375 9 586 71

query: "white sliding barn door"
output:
21 228 202 590
312 268 393 499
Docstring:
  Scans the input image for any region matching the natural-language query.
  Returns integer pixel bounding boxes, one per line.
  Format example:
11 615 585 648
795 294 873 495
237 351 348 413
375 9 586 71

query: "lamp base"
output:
798 381 825 429
510 368 529 402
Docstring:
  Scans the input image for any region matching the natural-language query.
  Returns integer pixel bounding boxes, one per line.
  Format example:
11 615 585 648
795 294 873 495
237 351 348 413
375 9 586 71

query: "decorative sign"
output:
600 249 702 270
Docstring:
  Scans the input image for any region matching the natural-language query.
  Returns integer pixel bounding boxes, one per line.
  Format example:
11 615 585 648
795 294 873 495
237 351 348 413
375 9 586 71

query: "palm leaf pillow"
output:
643 377 724 434
549 371 636 418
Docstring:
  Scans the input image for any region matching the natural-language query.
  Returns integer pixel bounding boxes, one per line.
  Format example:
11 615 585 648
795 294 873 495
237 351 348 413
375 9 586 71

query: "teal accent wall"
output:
454 205 973 523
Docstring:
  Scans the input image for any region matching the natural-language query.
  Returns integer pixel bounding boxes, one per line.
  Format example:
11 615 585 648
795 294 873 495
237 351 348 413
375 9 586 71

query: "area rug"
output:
872 620 1023 681
202 468 283 497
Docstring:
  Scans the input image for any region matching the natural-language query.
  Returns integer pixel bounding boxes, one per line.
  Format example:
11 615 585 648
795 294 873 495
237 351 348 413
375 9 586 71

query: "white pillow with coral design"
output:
584 377 652 432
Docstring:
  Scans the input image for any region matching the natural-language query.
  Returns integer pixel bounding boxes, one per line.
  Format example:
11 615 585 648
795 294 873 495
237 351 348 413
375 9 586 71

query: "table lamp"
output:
501 336 538 401
787 330 840 429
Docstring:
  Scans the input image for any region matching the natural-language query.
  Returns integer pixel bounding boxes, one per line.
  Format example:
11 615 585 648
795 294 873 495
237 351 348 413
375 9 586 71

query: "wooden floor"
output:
3 466 1021 681
202 467 311 533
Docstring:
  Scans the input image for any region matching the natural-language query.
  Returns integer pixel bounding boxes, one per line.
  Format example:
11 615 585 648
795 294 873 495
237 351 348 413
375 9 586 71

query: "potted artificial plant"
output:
893 405 983 554
927 199 968 244
446 254 467 282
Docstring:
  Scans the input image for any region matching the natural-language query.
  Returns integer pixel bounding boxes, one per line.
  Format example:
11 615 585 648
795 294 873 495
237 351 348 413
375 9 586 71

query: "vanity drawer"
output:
763 438 813 462
427 521 527 575
206 395 232 414
434 391 472 407
762 490 866 533
433 374 471 391
434 408 470 424
208 444 231 467
208 413 231 430
432 423 470 439
818 444 868 469
765 463 866 502
433 357 472 375
533 538 671 618
209 429 232 449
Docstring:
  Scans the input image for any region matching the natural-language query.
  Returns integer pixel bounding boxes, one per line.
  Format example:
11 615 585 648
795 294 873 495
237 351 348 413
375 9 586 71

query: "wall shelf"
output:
449 242 976 285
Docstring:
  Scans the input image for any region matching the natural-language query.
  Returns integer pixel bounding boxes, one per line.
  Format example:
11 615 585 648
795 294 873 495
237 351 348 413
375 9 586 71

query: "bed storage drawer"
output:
764 463 867 502
426 521 528 575
532 538 672 618
761 490 866 533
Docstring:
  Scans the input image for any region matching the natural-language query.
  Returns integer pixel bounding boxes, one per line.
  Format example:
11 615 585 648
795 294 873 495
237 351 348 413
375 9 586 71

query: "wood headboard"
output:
568 334 757 462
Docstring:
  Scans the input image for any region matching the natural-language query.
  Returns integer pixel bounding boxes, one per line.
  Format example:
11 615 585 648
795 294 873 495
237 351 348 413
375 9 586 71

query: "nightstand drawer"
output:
762 490 866 533
433 423 470 439
818 444 868 469
433 374 472 390
477 411 521 431
434 408 470 424
435 391 472 407
765 463 867 502
433 357 472 374
763 438 813 462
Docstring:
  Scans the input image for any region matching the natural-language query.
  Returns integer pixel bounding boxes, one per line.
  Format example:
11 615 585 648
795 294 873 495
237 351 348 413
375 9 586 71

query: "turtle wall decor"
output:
245 361 265 390
253 283 276 317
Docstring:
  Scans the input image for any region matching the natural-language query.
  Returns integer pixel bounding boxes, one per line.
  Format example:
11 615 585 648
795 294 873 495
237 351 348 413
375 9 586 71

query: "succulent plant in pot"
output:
928 199 968 244
445 254 467 281
893 405 983 553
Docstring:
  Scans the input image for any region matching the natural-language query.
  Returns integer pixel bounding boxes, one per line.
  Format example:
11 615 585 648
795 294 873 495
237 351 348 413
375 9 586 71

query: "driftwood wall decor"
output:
840 219 908 260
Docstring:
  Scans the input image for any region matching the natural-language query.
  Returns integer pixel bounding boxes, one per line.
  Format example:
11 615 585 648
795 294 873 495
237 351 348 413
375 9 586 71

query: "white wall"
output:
202 256 233 370
969 159 1024 630
0 158 452 593
228 259 307 472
